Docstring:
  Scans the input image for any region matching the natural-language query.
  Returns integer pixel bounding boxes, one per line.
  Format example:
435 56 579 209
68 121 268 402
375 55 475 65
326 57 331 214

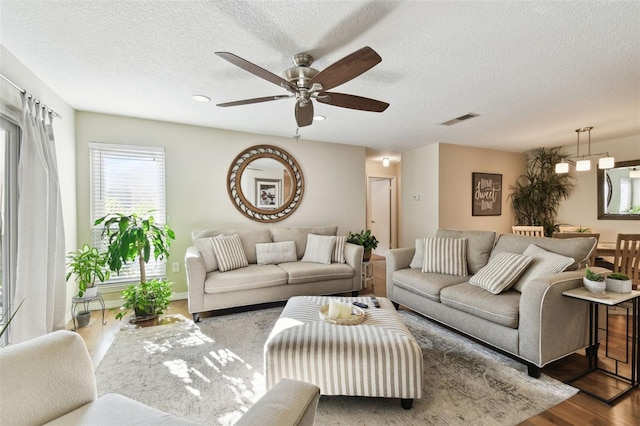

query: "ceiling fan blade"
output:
309 46 382 91
216 52 297 92
316 92 389 112
295 102 314 127
217 95 292 107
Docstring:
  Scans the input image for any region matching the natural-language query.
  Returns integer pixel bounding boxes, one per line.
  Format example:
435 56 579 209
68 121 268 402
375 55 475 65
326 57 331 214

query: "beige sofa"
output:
387 229 603 377
185 226 363 321
0 330 320 425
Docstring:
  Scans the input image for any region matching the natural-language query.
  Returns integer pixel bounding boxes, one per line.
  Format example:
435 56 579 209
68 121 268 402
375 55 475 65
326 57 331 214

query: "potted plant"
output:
509 147 575 236
347 229 379 261
605 272 632 294
95 212 175 321
584 266 605 295
66 243 110 298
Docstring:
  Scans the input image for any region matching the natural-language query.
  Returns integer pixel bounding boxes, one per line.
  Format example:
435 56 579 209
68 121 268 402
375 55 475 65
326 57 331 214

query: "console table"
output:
562 287 640 404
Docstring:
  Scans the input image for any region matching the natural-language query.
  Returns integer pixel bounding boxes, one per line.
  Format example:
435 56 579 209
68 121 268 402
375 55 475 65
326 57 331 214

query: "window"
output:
0 117 19 344
90 143 166 284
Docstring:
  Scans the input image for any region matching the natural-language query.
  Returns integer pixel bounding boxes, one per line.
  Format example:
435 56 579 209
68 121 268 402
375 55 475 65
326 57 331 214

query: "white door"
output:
369 178 391 256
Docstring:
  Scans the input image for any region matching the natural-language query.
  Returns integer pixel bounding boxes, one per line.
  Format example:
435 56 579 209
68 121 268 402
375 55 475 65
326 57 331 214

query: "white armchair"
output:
0 330 320 425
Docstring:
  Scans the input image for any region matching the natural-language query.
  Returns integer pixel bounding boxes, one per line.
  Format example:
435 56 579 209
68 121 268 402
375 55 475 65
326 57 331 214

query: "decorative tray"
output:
319 304 366 325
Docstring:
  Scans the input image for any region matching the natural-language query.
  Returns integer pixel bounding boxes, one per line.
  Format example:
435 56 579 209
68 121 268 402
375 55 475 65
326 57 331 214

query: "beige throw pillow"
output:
211 234 249 272
332 236 347 263
512 244 574 292
255 241 297 265
422 237 468 276
194 237 219 272
301 234 336 265
469 252 532 294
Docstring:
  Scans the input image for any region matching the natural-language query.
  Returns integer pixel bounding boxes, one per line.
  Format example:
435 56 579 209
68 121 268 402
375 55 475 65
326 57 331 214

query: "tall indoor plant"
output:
509 147 575 236
95 212 175 321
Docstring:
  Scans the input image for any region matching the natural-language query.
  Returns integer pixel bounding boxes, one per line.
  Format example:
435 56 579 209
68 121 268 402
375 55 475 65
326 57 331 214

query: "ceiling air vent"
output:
440 113 480 126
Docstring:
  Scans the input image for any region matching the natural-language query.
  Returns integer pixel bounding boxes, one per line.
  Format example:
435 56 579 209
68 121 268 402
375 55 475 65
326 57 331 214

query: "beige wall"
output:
400 143 525 247
1 45 78 313
75 112 367 300
557 134 640 242
439 143 525 235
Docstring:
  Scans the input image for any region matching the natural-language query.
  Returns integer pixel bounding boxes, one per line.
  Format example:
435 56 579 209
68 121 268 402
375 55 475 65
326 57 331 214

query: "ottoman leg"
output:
401 398 413 410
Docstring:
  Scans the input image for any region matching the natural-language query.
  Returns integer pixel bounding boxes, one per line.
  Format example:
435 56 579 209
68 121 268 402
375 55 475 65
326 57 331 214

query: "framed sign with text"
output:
472 173 502 216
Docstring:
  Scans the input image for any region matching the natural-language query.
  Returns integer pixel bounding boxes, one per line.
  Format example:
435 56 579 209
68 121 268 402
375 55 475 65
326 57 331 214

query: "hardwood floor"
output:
72 255 639 425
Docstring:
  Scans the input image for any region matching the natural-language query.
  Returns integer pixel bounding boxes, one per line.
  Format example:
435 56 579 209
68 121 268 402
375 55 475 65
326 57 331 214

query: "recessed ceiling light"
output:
313 115 325 121
192 95 211 103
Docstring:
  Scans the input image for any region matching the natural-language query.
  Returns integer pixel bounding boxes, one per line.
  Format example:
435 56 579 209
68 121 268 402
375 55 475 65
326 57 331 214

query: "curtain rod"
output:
0 73 63 119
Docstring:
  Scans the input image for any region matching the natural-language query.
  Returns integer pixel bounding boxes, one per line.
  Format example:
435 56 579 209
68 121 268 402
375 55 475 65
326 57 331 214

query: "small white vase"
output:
583 277 606 294
81 287 98 298
605 277 632 294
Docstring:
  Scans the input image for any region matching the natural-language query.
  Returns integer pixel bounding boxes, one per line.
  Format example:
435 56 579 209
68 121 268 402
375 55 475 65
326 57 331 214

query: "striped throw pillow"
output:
469 252 532 294
512 244 574 292
211 234 249 272
332 235 347 263
422 237 468 276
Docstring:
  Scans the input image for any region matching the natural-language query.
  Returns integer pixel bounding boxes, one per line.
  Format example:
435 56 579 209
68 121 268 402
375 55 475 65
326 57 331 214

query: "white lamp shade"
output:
555 162 569 174
576 159 591 171
598 157 615 169
382 158 390 167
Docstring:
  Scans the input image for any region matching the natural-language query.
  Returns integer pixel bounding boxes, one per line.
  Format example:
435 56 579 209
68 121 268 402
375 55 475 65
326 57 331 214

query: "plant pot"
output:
81 287 98 299
583 277 606 295
363 249 372 262
605 277 632 294
76 311 91 328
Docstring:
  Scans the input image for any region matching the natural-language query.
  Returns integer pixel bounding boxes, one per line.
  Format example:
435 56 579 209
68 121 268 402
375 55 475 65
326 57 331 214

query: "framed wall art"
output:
255 179 281 209
472 173 502 216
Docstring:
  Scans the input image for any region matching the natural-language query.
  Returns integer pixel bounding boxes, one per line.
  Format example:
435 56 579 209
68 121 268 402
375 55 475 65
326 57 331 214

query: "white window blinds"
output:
89 143 166 283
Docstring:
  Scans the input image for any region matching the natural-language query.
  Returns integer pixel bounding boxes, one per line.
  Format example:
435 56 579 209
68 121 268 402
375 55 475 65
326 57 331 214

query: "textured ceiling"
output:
1 0 639 162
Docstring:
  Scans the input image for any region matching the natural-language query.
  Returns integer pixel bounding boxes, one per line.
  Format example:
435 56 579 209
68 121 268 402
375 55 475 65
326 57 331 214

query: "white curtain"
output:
10 94 66 344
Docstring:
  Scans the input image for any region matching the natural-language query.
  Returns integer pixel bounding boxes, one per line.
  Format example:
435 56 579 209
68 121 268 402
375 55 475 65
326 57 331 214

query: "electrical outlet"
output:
172 262 180 273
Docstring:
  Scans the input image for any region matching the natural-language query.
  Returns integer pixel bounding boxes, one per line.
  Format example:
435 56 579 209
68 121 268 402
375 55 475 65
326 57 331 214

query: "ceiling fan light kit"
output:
215 46 389 127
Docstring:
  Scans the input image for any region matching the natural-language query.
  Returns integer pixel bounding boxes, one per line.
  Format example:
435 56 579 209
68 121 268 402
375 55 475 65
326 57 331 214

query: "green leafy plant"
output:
115 279 173 320
585 266 604 282
95 211 176 320
509 147 575 237
65 243 110 297
346 229 379 251
608 272 630 280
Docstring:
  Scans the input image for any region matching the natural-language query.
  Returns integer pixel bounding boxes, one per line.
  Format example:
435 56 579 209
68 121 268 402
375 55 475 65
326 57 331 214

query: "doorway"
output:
368 177 396 256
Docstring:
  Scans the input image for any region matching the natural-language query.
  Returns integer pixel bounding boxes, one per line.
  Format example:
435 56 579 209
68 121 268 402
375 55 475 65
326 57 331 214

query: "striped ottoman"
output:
264 295 422 409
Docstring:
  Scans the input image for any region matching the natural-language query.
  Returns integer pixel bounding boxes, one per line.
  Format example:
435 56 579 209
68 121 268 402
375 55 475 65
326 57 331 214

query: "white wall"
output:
557 134 640 242
400 143 439 246
0 45 78 312
75 112 367 299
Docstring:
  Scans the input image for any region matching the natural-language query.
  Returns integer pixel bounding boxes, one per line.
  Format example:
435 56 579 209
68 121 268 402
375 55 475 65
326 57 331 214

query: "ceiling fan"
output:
215 46 389 127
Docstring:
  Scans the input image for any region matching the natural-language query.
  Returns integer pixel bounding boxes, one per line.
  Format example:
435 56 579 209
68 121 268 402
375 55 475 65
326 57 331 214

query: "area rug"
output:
95 307 577 425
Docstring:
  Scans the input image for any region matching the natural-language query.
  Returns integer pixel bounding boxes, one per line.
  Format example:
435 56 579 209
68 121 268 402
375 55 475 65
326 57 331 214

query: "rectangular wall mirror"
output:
597 159 640 220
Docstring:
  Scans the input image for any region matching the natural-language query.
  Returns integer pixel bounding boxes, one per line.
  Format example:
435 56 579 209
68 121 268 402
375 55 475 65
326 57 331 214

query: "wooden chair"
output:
552 232 600 268
613 233 640 287
512 225 544 237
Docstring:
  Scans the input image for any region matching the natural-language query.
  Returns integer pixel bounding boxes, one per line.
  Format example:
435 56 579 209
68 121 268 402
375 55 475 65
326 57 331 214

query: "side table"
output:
71 292 107 331
561 287 640 404
362 261 374 290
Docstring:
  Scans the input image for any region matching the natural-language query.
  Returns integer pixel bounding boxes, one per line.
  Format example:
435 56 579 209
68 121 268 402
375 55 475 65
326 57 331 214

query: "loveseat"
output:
0 330 321 425
387 229 603 377
185 226 363 321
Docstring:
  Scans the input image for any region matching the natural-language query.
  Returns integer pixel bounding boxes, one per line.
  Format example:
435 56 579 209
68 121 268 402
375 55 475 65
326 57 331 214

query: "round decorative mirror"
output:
227 145 304 222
